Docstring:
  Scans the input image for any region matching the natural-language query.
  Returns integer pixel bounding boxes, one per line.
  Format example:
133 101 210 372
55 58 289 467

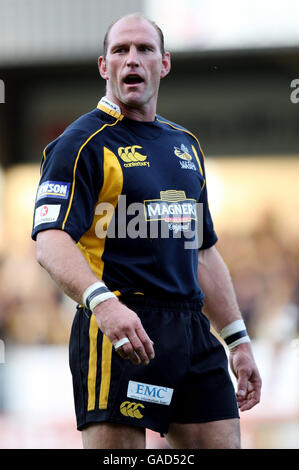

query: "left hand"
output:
229 342 262 411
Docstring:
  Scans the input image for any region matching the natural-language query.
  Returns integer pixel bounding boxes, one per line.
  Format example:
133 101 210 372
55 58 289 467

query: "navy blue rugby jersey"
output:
31 97 218 301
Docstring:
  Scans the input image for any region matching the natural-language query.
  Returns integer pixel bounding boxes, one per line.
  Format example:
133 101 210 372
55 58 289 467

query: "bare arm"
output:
198 245 262 411
36 229 154 365
36 229 97 303
198 245 242 330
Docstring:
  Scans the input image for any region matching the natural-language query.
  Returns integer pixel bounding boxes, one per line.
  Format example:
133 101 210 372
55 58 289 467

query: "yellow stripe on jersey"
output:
191 145 206 190
62 119 123 231
97 103 123 120
40 145 48 175
77 147 124 279
87 314 99 411
156 118 207 172
191 145 203 176
156 118 206 189
80 147 124 410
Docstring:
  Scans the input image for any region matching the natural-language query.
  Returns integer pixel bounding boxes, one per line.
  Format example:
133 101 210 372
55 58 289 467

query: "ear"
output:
98 56 108 80
160 51 171 79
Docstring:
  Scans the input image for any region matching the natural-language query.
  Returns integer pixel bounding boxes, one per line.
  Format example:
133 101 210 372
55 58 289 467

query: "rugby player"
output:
32 13 261 449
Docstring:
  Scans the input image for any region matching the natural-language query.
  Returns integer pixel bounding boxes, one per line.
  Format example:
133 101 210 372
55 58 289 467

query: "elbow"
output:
36 243 45 268
35 228 75 270
198 245 216 266
35 232 47 268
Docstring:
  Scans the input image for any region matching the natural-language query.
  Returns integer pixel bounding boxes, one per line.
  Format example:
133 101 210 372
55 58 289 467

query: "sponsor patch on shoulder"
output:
36 181 70 201
34 204 61 227
127 380 174 405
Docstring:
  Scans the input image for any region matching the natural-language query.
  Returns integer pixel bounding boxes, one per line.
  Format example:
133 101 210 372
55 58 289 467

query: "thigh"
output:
165 418 241 449
82 422 146 449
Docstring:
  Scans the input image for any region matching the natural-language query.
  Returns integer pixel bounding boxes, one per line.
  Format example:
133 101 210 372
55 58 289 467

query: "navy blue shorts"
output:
69 295 239 435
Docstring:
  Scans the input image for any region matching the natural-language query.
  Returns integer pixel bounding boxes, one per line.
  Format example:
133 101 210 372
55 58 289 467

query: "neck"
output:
106 92 157 122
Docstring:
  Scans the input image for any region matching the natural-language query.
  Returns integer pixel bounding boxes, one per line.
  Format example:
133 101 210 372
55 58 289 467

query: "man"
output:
32 13 261 449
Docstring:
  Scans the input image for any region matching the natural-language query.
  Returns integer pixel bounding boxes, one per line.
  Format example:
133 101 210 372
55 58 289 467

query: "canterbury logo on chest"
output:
117 145 150 168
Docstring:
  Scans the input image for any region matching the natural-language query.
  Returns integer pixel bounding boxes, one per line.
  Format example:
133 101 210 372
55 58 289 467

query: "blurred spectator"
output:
0 243 73 344
218 210 299 344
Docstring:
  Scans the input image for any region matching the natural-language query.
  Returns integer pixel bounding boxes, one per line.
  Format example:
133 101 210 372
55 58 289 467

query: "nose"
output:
126 45 140 67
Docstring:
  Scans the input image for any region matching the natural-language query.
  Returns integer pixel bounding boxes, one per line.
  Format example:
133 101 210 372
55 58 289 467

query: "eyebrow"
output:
110 41 157 51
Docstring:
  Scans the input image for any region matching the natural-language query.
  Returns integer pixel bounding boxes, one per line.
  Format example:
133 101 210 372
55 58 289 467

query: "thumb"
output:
237 369 249 398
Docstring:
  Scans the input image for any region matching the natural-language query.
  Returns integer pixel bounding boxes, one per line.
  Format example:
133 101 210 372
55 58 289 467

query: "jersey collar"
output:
97 97 124 120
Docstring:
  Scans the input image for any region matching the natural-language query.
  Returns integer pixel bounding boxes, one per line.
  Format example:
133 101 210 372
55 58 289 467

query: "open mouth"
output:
123 74 144 85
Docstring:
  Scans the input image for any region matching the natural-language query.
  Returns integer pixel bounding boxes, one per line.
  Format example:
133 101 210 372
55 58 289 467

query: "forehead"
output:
107 17 160 48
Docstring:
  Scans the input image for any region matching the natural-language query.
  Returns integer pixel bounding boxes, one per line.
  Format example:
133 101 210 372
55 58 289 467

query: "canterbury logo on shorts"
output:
120 401 145 419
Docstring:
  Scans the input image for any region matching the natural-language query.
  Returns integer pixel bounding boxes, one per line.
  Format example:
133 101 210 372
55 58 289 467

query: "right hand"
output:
93 297 155 366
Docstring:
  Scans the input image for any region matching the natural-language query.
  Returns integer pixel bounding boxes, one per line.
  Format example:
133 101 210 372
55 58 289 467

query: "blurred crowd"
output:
0 243 74 345
0 210 298 348
218 211 299 347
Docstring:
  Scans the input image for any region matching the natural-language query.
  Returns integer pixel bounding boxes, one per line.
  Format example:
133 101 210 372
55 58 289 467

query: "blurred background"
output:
0 0 299 449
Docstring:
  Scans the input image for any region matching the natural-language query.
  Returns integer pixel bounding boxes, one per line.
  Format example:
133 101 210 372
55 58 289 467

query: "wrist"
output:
82 281 117 313
93 296 119 313
219 319 250 350
229 340 252 353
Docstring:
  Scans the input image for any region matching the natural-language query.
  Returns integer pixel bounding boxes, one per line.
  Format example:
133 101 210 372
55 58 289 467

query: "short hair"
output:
103 13 165 58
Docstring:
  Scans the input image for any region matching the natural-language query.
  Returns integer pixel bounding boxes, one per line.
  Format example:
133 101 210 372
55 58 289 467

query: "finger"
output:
135 326 155 360
122 336 148 365
238 383 260 411
239 373 261 401
120 324 155 366
113 337 129 358
121 329 155 366
112 332 143 365
239 393 260 411
116 344 141 365
237 380 252 400
115 347 129 360
113 337 130 350
111 335 134 362
118 337 143 365
134 330 156 364
236 369 250 399
122 343 142 365
251 375 262 404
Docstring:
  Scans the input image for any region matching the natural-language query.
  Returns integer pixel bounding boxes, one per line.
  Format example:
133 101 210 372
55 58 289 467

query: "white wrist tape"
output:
82 281 116 312
219 319 250 350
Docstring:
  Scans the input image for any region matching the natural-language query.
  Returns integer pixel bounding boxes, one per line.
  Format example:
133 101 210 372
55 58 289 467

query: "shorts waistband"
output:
118 293 204 312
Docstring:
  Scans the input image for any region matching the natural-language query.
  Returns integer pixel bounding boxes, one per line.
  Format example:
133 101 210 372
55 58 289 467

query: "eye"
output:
113 46 127 54
139 45 153 52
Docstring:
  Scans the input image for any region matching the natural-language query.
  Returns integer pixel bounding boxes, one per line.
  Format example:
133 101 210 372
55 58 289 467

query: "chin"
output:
122 95 145 108
121 89 152 108
125 100 143 109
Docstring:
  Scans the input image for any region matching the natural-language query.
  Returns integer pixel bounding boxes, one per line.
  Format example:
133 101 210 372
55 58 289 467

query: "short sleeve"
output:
197 146 218 250
31 128 103 242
